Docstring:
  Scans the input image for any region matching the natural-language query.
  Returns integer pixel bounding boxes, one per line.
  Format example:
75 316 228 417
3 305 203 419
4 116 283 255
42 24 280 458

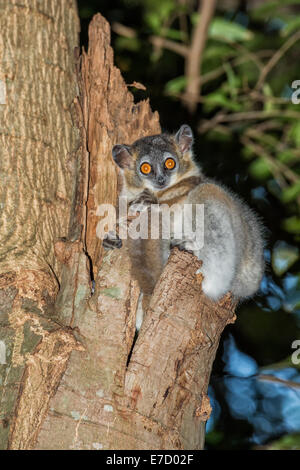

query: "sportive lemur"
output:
103 125 264 328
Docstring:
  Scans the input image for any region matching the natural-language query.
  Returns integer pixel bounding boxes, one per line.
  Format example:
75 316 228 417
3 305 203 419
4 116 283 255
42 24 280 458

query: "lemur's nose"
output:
157 175 165 185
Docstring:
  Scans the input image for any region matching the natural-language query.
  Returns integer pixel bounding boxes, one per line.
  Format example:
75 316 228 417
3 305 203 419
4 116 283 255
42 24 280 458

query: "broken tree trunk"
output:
0 6 236 450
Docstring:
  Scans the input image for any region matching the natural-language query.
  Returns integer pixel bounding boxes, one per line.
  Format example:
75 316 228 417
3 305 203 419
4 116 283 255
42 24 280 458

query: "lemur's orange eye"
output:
165 158 176 170
140 163 152 174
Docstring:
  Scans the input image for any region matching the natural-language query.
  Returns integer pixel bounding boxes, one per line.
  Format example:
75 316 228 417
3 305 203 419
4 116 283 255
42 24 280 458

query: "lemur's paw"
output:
130 190 158 214
102 232 122 250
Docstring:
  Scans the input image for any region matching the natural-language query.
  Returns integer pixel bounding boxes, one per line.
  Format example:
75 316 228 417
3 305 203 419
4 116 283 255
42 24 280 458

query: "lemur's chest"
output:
156 176 202 238
157 176 201 206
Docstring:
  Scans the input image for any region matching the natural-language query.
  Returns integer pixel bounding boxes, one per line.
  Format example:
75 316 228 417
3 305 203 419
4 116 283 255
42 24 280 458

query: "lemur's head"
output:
112 125 198 194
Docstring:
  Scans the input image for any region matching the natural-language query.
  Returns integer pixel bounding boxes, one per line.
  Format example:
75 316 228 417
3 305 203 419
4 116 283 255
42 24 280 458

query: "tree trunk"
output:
0 0 81 449
0 4 236 450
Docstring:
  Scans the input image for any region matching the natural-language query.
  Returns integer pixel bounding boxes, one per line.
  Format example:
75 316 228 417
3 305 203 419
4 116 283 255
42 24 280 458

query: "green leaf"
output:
263 84 275 112
145 12 161 33
208 18 253 42
224 63 240 97
242 146 255 160
207 127 232 142
191 12 199 26
163 28 186 41
203 91 242 112
115 36 140 52
278 150 298 164
203 44 234 61
145 0 176 33
165 76 187 94
249 158 272 180
191 15 252 42
266 433 300 451
289 121 300 147
281 17 300 36
272 241 299 275
282 216 300 234
281 181 300 203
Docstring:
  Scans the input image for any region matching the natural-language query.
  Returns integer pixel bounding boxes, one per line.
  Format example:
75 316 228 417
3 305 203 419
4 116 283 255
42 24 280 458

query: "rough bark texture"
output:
0 0 81 449
122 249 236 449
0 6 236 450
82 18 161 274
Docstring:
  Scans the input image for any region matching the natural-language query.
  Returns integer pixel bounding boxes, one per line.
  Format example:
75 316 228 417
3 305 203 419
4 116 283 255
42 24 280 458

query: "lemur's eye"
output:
140 162 152 174
165 158 176 170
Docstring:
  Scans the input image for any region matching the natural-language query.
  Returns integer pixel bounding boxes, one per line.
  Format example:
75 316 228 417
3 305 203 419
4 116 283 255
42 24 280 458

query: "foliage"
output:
262 433 300 450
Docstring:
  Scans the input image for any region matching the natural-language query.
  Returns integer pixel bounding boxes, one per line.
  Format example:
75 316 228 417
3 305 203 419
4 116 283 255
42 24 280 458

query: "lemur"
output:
103 125 264 328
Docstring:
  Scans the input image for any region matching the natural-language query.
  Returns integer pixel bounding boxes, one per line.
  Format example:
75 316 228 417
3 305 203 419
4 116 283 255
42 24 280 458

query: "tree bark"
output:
0 0 81 449
0 5 236 450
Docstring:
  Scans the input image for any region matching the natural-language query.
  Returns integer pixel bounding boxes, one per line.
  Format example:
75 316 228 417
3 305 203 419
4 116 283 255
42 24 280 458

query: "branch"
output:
241 134 299 185
256 30 300 90
183 0 217 113
198 109 300 134
258 374 300 390
123 248 236 449
149 35 189 57
111 21 136 39
111 21 189 57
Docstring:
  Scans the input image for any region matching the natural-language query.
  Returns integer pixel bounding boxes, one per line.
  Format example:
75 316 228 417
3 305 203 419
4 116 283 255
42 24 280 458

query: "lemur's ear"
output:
112 145 133 169
175 125 193 154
